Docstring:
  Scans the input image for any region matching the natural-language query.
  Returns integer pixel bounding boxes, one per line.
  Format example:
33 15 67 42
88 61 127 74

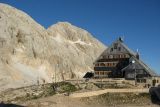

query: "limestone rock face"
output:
0 3 106 91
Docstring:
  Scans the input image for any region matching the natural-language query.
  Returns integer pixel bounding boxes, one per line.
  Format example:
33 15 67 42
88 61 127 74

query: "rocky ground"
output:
0 82 159 107
11 93 159 107
0 82 78 103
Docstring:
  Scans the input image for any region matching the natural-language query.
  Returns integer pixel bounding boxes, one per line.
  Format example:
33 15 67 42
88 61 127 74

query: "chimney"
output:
136 49 139 60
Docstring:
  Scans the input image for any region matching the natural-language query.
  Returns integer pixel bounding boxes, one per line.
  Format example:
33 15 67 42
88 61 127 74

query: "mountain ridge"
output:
0 3 106 91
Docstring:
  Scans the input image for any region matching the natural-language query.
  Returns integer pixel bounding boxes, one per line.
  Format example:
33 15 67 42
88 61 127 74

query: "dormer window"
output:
114 43 118 49
110 48 113 52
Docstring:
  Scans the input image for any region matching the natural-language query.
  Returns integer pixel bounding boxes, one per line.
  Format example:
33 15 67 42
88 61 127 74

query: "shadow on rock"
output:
0 102 25 107
149 87 160 105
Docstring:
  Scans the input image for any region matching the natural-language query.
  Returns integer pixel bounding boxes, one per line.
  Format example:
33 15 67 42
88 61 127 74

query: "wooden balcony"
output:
94 66 115 71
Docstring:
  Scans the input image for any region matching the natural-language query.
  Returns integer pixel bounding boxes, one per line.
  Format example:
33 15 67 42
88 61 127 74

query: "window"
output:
100 71 104 75
137 79 140 83
118 47 121 51
109 55 113 59
114 43 118 49
125 54 127 58
139 70 144 74
113 55 117 59
113 63 116 66
110 48 113 52
107 63 110 67
95 71 99 75
110 63 112 67
112 63 114 66
104 72 107 75
137 79 146 83
122 54 125 58
95 64 98 66
105 63 108 66
102 72 104 75
103 55 108 59
100 63 105 66
114 55 118 58
105 55 108 59
108 63 113 67
107 63 109 67
141 79 146 83
125 54 129 58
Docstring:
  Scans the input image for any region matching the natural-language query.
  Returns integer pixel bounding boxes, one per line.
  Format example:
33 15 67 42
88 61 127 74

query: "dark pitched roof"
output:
120 41 137 56
122 56 157 77
83 72 94 78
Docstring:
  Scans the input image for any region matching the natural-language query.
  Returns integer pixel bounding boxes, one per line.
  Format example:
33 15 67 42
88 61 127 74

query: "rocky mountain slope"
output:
0 3 106 91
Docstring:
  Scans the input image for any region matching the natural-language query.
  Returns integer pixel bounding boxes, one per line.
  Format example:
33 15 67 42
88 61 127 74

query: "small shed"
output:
83 72 94 78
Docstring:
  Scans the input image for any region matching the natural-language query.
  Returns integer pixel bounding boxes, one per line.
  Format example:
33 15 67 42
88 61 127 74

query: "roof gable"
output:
94 38 137 62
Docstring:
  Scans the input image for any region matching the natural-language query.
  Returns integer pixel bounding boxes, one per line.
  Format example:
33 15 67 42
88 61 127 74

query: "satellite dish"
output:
132 60 135 64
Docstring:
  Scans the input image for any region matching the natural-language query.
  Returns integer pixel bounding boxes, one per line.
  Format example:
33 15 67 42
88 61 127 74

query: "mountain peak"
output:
0 3 106 91
0 3 13 8
57 21 72 26
47 21 94 42
48 21 77 30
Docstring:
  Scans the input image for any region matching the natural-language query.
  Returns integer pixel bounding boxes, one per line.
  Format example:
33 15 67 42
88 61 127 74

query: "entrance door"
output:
152 79 156 86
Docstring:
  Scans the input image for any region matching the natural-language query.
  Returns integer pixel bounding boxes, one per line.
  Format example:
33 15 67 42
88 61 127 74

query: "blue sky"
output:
0 0 160 74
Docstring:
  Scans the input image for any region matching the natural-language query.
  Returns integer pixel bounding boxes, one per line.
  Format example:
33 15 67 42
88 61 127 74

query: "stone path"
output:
70 88 149 98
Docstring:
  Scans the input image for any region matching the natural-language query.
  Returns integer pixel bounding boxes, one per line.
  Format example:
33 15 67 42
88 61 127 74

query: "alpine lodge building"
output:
93 37 159 86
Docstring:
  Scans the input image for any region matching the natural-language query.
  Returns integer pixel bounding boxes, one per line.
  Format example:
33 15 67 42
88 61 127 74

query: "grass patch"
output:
53 82 78 93
82 93 151 106
1 82 79 103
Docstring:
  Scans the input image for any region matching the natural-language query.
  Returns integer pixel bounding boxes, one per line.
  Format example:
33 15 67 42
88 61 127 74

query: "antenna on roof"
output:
118 36 124 42
136 49 139 53
136 48 141 55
